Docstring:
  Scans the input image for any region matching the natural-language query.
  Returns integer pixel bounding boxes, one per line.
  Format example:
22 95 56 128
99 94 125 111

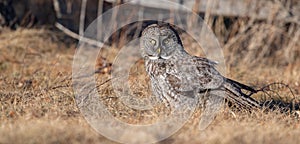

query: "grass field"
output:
0 14 299 144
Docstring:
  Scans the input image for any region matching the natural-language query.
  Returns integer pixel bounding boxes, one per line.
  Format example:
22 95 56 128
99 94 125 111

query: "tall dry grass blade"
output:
52 0 62 18
79 0 87 36
97 0 104 40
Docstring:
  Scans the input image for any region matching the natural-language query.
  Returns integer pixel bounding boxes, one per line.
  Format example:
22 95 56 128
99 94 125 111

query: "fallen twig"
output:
55 22 108 47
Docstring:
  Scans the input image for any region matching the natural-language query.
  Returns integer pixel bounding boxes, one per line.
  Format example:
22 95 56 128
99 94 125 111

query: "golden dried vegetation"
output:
0 4 300 143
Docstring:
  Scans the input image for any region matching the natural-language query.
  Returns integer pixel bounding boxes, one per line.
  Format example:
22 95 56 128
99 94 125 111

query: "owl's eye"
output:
163 38 171 45
149 39 156 45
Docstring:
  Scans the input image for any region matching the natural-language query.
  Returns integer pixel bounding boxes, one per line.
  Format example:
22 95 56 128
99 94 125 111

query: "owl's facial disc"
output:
141 24 181 60
148 48 161 60
143 37 161 59
159 35 177 59
145 36 176 60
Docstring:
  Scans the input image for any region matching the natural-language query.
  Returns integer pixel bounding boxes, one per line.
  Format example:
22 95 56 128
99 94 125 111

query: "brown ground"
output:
0 18 299 144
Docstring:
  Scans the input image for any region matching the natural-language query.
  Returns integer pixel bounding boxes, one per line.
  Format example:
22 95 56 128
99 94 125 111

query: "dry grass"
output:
0 6 300 143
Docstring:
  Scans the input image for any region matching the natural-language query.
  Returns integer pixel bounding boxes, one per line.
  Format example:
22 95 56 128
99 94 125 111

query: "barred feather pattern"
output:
142 24 261 111
145 49 261 110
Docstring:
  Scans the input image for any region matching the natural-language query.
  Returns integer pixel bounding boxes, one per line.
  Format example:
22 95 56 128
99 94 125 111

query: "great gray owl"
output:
140 24 261 117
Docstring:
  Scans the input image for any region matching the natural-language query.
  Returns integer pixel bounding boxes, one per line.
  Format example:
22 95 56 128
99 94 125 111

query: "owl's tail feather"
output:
225 78 257 94
223 79 261 109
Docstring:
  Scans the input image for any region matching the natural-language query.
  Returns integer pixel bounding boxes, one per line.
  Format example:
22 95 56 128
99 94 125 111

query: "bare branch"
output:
55 22 107 47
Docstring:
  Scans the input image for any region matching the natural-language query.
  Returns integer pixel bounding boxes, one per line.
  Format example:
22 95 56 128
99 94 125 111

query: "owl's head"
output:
140 24 183 60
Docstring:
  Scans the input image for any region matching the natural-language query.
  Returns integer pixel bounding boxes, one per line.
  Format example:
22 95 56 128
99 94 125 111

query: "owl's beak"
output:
156 47 161 54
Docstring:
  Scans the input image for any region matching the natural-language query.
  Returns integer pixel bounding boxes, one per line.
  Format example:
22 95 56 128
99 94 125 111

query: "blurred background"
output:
1 0 299 69
0 0 300 143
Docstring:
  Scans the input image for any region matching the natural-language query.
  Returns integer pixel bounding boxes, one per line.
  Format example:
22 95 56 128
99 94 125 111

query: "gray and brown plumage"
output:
140 24 261 116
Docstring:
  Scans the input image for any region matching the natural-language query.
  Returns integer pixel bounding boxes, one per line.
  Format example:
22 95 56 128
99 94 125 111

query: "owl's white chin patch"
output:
148 56 159 60
161 55 172 60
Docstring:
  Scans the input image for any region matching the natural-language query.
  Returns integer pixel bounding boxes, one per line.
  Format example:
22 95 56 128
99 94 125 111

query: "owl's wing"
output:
165 56 223 96
189 56 224 90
